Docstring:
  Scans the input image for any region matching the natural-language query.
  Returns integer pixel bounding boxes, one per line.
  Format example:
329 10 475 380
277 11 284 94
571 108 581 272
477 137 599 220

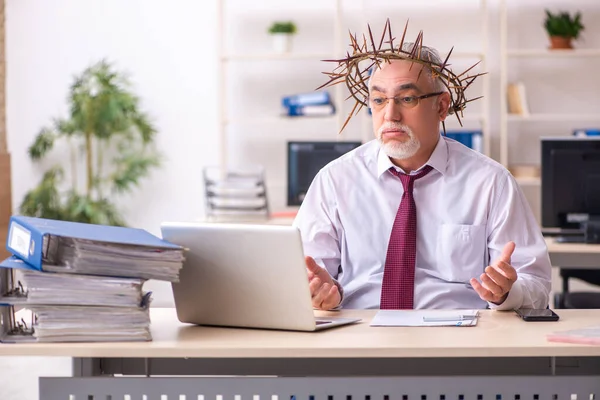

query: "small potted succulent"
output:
544 10 584 49
268 21 297 53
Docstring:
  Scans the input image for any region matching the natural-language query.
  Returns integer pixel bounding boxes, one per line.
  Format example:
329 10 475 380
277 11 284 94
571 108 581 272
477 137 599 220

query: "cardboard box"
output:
0 153 12 260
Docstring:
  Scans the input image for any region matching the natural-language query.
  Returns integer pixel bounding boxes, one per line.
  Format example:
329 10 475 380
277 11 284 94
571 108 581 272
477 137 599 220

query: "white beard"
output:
377 122 421 160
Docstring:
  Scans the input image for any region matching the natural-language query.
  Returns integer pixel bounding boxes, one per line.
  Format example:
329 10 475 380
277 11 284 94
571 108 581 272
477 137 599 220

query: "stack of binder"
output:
203 165 270 221
0 216 184 343
282 91 335 117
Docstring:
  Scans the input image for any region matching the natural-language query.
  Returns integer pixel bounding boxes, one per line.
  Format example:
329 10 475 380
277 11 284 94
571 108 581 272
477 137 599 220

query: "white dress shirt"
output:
293 136 552 310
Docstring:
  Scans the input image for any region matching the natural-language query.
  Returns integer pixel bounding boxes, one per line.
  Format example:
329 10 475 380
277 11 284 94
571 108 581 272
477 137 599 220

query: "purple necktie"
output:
380 165 433 309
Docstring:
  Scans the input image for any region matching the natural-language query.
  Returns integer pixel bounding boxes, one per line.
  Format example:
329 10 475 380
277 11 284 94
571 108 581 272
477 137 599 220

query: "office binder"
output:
282 91 331 108
5 216 184 281
285 103 335 117
0 262 152 343
0 255 148 307
0 301 152 343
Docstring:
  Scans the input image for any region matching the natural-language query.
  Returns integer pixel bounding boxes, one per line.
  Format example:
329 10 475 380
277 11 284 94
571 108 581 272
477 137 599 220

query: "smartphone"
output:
515 308 560 322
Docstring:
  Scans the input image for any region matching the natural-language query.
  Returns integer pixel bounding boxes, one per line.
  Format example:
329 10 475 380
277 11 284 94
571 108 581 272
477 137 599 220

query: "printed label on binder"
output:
9 223 31 258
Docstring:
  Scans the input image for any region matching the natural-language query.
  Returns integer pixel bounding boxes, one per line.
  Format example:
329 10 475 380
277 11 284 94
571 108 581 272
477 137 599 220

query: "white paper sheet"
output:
370 309 480 327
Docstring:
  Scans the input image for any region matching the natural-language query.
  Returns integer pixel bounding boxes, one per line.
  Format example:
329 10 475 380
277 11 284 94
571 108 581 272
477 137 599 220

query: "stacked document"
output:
0 256 152 342
0 215 185 343
203 165 269 221
43 235 183 282
7 303 151 343
30 304 151 342
0 257 146 308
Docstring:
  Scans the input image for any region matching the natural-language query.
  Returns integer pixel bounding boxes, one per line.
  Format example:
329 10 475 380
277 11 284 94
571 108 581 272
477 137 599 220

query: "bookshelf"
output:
498 0 600 223
216 0 491 213
507 48 600 57
499 0 600 174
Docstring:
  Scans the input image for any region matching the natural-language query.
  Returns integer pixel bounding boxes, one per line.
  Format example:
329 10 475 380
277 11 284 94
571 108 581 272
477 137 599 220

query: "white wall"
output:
7 0 220 308
3 1 600 399
4 1 219 398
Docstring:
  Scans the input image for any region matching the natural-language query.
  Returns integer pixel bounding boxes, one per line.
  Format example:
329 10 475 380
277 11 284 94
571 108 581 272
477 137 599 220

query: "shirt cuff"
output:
488 279 524 311
330 278 344 310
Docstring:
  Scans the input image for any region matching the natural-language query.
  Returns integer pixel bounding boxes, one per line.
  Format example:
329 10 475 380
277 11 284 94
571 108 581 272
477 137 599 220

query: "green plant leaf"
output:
21 59 162 226
19 167 66 219
268 21 297 34
544 9 585 39
28 128 56 160
62 191 127 226
110 152 161 194
132 112 157 143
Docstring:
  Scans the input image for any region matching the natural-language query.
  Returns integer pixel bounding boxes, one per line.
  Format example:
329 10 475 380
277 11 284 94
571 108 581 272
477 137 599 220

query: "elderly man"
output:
292 21 551 311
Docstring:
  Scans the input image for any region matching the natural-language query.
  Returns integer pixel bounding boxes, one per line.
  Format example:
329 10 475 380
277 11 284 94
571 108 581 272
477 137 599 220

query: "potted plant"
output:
544 10 584 49
19 60 161 226
268 21 297 53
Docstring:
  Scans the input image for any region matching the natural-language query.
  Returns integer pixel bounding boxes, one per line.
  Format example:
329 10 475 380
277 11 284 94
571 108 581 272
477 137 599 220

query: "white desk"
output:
2 308 600 399
546 237 600 269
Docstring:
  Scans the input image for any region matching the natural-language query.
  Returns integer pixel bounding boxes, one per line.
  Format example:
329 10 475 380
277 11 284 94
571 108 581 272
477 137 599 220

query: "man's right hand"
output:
305 256 341 310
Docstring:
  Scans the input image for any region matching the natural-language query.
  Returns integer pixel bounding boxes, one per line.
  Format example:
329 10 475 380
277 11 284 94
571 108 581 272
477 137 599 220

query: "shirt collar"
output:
376 135 449 178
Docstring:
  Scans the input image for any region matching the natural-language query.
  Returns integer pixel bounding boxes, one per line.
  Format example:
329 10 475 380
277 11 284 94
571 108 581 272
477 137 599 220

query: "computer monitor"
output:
287 141 362 206
541 136 600 232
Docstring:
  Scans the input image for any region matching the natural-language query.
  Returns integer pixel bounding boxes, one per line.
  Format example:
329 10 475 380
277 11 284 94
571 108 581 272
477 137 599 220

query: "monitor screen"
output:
287 141 362 206
541 137 600 229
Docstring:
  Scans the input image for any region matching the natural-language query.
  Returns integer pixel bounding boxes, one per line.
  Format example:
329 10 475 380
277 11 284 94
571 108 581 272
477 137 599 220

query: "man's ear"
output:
438 92 451 120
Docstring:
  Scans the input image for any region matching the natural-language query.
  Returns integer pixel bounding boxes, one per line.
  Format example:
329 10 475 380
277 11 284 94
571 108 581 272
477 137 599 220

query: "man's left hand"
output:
470 241 518 305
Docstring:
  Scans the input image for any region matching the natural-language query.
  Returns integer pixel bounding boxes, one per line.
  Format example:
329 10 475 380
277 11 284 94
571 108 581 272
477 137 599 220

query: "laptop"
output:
160 221 361 331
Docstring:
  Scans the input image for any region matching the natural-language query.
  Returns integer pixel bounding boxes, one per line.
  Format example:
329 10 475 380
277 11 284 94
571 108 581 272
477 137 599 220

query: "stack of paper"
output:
7 304 151 343
370 309 480 327
44 235 184 282
0 216 185 343
0 258 146 308
29 303 151 342
0 256 153 343
203 165 270 221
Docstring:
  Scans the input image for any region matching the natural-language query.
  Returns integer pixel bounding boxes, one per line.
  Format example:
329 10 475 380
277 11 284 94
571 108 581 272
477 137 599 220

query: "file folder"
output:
5 216 184 281
0 255 148 308
0 301 152 343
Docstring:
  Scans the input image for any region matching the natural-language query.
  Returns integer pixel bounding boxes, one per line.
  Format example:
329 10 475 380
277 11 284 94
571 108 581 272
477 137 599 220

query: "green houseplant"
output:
544 10 584 49
267 21 297 53
19 60 161 226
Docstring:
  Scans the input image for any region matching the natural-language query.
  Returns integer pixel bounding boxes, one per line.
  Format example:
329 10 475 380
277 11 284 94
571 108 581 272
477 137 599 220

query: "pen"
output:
422 315 478 322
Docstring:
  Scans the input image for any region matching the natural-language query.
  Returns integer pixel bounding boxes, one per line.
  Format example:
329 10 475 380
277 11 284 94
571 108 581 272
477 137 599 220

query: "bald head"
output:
368 42 447 94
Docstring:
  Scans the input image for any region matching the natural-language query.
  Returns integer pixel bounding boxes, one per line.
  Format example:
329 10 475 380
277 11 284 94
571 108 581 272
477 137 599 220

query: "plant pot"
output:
272 33 293 53
549 36 573 49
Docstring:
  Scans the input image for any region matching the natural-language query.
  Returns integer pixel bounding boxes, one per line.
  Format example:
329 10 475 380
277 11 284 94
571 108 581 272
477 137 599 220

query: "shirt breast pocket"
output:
436 223 487 283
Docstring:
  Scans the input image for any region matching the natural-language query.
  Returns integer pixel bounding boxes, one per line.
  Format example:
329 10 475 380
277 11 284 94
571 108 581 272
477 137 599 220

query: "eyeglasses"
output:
368 92 444 111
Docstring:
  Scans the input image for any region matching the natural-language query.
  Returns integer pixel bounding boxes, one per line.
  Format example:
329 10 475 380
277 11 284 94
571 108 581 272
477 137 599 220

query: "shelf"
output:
223 51 485 62
507 114 600 122
222 53 333 61
223 115 338 125
515 176 540 186
224 113 485 126
444 114 486 123
439 51 485 59
507 49 600 58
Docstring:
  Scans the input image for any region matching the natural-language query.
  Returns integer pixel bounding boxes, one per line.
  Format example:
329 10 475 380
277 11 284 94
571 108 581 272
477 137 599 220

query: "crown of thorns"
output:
316 18 486 134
